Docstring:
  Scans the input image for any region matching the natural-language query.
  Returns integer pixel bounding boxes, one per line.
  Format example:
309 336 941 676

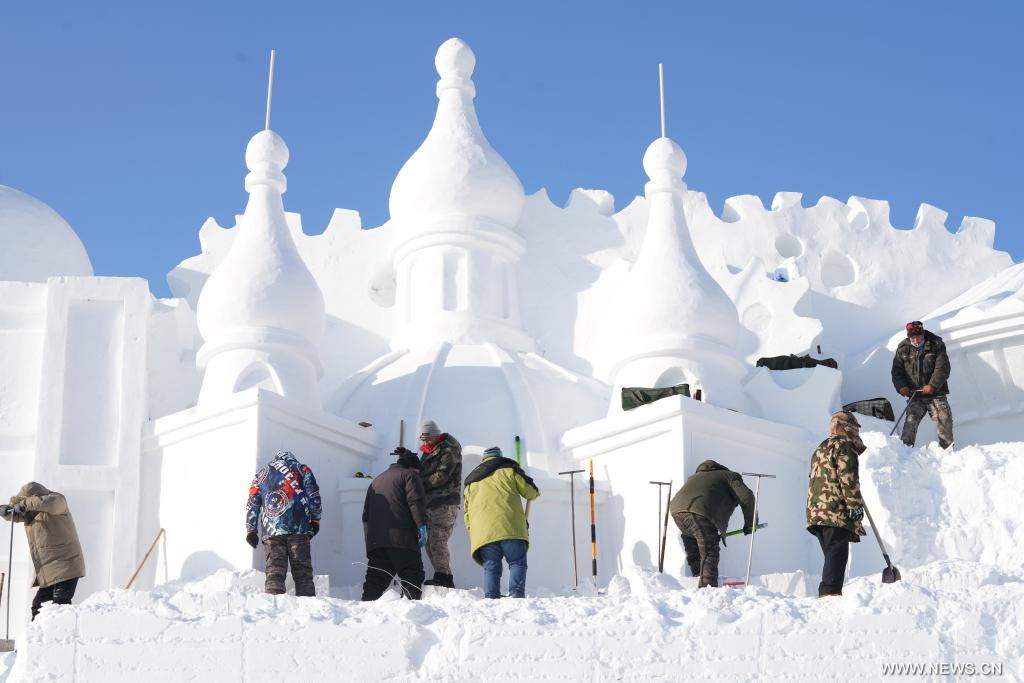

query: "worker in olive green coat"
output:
463 446 539 598
669 460 755 587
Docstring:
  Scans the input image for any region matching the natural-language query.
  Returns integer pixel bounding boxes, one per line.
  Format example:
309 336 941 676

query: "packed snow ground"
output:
4 433 1023 682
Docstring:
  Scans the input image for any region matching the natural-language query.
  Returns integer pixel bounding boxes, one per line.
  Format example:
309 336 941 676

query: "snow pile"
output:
8 564 1023 682
859 431 1024 572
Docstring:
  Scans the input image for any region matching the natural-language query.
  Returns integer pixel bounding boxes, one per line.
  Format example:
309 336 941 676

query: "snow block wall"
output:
15 562 1023 683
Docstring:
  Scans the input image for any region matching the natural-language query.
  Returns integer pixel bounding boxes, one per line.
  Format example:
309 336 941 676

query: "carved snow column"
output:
195 130 326 409
607 137 747 411
387 38 532 352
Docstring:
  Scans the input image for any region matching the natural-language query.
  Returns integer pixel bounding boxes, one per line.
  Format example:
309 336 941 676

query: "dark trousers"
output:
810 525 853 596
264 534 315 596
361 547 425 601
673 511 721 588
31 577 79 620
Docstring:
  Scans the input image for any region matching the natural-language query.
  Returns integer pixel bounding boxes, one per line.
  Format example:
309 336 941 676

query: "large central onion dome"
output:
388 38 525 235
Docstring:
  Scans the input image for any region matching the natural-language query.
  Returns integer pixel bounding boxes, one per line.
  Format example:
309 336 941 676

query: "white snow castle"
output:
0 37 1020 643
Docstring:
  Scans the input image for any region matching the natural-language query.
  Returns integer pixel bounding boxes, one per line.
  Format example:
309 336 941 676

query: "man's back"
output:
363 463 426 550
670 460 755 534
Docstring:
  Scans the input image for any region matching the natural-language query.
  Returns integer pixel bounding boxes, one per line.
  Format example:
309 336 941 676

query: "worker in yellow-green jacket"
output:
463 446 539 598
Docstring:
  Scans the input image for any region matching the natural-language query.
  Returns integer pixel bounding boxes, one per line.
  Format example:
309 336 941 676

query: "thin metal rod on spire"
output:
265 49 277 130
658 63 666 138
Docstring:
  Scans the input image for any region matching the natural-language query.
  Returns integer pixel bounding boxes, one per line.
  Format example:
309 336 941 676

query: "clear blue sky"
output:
3 2 1021 297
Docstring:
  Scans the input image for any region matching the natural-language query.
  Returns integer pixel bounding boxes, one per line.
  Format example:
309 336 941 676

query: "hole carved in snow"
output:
819 251 857 289
774 233 804 259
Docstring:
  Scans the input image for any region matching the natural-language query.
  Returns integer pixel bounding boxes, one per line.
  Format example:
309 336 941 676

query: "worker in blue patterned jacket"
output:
246 450 322 596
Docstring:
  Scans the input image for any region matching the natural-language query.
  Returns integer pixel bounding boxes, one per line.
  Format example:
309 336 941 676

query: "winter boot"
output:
440 573 455 589
424 573 446 587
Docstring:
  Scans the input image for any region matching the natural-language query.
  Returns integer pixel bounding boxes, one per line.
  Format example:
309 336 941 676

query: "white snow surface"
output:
7 435 1023 682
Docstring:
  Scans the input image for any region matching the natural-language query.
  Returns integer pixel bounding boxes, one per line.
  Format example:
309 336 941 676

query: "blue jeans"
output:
478 539 528 598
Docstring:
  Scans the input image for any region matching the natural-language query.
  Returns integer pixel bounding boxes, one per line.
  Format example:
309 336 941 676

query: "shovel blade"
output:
0 639 14 652
882 565 902 584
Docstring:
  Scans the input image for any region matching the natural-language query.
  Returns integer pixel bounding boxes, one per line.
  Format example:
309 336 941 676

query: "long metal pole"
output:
659 480 672 573
5 513 13 640
559 470 584 590
744 477 761 586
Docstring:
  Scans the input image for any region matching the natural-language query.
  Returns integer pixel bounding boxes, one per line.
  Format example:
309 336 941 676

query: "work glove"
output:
0 504 10 518
245 531 259 548
13 503 26 514
848 507 865 523
310 521 320 537
898 387 911 398
418 525 428 548
921 384 934 395
742 526 753 535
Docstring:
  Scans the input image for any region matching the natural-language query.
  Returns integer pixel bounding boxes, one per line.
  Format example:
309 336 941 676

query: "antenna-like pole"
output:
658 63 666 138
265 49 277 130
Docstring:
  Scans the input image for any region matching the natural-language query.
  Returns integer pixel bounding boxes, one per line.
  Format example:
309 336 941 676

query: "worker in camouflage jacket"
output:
669 460 756 588
806 411 866 597
246 450 322 596
891 320 954 448
417 419 462 589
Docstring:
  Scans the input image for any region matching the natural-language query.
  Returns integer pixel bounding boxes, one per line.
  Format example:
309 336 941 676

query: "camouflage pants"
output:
264 534 315 596
901 395 954 448
673 511 721 588
425 504 458 575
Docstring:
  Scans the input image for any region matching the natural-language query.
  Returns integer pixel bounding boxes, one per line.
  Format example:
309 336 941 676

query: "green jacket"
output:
805 435 866 539
463 456 540 564
891 330 951 396
669 460 755 536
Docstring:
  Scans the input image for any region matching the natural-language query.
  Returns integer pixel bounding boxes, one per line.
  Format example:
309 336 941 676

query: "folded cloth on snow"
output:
621 383 690 411
755 354 838 371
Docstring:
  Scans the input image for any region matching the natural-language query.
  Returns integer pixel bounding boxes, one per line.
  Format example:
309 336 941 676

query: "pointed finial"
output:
265 49 276 130
659 63 666 138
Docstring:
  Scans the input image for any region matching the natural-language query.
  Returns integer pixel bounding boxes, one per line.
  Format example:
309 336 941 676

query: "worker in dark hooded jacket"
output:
891 320 954 448
1 482 85 619
669 461 755 588
361 447 428 600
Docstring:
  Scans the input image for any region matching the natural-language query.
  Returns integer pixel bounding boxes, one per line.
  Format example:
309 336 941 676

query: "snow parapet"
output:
12 562 1023 682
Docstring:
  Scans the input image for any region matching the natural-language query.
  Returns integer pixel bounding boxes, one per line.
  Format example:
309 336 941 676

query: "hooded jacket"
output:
4 482 85 588
668 460 756 536
891 330 951 396
246 451 322 539
463 456 540 564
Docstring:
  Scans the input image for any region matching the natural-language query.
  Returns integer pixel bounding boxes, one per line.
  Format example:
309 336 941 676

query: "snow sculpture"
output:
604 136 746 411
0 185 92 282
195 129 326 409
330 38 607 473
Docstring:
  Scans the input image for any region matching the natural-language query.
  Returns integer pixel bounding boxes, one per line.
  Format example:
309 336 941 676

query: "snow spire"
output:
606 132 745 410
195 125 326 409
385 37 531 350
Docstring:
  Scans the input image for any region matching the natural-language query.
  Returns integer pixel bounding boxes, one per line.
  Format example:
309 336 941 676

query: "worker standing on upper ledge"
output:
891 320 954 449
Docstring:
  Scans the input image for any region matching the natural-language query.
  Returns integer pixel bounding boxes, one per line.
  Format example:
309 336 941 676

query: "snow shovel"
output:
889 392 919 437
1 512 14 652
863 503 901 584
